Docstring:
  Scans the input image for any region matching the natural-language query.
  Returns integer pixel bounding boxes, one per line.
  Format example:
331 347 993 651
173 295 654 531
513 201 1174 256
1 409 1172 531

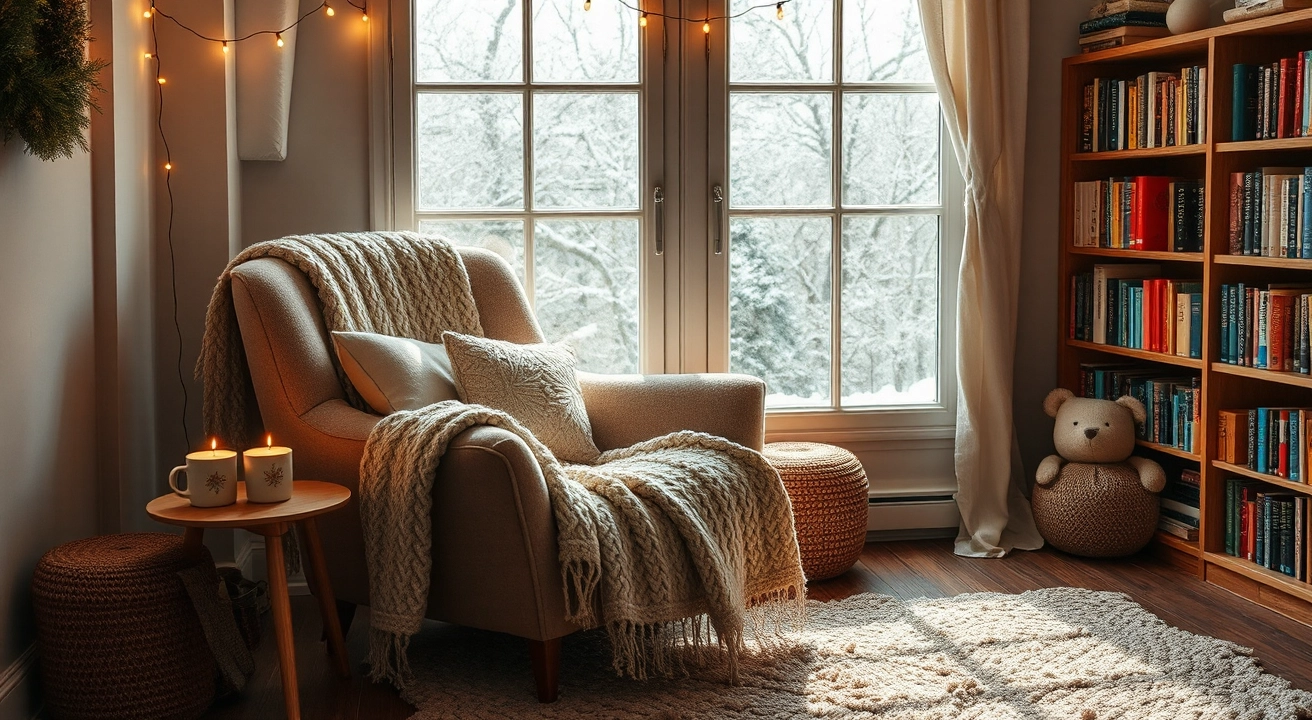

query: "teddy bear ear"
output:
1043 388 1074 418
1115 395 1147 424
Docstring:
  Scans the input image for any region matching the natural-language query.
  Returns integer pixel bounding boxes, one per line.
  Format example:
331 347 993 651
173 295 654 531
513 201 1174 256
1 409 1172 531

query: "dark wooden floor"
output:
206 539 1312 719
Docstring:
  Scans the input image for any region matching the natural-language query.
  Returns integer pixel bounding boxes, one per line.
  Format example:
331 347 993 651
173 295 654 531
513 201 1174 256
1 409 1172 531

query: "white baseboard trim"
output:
867 497 960 534
0 645 39 720
234 535 309 596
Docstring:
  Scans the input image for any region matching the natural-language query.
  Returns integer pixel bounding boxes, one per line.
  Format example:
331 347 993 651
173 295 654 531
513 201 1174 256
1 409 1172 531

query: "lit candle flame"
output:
267 434 273 450
211 438 217 451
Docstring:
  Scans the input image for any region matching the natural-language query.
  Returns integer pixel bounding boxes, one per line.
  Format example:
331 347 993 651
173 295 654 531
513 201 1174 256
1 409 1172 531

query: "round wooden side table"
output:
147 480 351 720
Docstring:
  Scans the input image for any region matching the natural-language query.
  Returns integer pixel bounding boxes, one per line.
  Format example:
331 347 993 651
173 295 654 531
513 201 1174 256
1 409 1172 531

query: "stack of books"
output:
1225 168 1312 257
1080 69 1208 151
1217 283 1312 372
1217 407 1310 480
1080 0 1170 52
1076 364 1201 453
1070 264 1203 359
1073 176 1204 251
1159 469 1200 541
1225 478 1306 579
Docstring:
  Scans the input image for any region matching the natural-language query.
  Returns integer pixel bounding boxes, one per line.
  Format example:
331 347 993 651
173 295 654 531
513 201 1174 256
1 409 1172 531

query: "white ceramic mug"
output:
169 449 239 507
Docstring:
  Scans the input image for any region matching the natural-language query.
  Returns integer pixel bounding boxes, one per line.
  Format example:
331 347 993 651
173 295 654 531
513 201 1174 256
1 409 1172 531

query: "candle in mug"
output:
243 434 293 503
168 438 239 507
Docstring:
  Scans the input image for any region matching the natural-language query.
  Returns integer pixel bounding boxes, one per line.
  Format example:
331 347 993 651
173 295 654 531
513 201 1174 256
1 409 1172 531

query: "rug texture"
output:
401 587 1312 719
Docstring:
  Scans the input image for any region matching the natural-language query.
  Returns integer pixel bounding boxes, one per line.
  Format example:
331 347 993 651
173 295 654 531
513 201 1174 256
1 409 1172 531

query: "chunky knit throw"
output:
198 232 806 688
361 402 806 688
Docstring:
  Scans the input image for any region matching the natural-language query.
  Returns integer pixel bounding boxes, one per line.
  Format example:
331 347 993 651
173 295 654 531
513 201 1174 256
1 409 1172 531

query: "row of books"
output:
1076 365 1201 453
1158 468 1200 541
1232 56 1312 141
1217 408 1310 481
1225 478 1306 579
1078 1 1169 53
1072 177 1204 252
1070 266 1202 358
1225 168 1312 258
1218 284 1312 372
1080 68 1208 152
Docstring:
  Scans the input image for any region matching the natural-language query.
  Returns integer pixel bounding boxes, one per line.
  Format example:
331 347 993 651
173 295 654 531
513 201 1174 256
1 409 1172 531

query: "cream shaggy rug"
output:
400 588 1312 719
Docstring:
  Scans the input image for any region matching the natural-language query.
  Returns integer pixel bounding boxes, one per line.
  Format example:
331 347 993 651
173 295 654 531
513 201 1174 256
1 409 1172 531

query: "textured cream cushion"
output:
442 331 600 464
332 331 460 414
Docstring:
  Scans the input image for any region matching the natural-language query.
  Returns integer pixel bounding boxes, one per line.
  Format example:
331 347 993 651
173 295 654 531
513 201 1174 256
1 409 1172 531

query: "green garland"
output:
0 0 107 161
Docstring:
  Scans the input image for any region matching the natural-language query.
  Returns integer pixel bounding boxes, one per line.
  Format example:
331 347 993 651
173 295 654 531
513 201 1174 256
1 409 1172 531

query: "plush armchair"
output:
228 247 766 701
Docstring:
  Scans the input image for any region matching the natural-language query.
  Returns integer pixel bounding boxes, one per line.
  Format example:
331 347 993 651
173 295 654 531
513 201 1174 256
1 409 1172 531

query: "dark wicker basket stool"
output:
763 442 869 581
32 533 219 720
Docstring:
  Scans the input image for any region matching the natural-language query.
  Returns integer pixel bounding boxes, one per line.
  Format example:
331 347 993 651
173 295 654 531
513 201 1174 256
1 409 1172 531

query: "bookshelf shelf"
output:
1070 145 1206 162
1137 439 1200 461
1204 552 1312 603
1070 247 1204 262
1213 461 1312 496
1061 12 1312 626
1066 339 1204 369
1211 363 1312 390
1155 530 1200 556
1213 254 1312 271
1216 137 1312 153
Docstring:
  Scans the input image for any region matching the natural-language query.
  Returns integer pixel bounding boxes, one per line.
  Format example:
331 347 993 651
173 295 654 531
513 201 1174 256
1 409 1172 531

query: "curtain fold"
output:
917 0 1044 557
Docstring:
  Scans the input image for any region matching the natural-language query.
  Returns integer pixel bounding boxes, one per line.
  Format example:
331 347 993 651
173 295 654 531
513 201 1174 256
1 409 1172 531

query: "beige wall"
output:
1015 0 1086 479
0 143 99 716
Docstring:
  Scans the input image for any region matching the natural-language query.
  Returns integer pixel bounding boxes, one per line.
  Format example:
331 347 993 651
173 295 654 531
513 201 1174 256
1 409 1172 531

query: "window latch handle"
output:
712 184 724 255
654 185 664 256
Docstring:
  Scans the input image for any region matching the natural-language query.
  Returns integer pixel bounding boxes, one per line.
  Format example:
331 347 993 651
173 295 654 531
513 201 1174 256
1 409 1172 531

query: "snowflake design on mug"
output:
263 463 284 488
205 472 228 494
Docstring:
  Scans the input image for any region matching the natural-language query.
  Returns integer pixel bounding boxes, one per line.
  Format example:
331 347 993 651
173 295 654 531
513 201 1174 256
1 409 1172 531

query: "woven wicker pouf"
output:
32 533 218 720
763 442 869 581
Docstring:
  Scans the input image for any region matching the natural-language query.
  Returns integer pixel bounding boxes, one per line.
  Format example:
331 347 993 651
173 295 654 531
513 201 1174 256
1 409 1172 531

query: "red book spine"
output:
1147 279 1158 352
1285 299 1297 371
1281 410 1291 477
1298 53 1307 138
1163 280 1173 354
1281 57 1296 138
1242 496 1254 561
1132 176 1171 251
1271 295 1287 373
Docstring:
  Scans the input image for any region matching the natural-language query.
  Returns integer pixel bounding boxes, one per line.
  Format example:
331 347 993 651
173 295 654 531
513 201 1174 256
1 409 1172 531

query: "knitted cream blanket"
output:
361 402 806 687
197 233 806 687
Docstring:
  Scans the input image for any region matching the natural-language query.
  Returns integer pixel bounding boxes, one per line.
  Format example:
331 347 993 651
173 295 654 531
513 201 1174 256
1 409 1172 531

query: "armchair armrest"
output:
578 372 766 452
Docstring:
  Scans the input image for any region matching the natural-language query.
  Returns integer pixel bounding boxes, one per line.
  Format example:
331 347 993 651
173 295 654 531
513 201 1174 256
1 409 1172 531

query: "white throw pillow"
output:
442 331 601 464
331 330 460 414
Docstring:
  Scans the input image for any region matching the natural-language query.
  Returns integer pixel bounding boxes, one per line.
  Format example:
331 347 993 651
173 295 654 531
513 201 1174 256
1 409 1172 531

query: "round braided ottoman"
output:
32 533 218 720
763 442 869 581
1031 462 1159 557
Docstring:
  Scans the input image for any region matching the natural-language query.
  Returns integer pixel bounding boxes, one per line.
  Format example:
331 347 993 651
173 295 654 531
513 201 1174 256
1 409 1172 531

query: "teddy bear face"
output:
1050 396 1138 463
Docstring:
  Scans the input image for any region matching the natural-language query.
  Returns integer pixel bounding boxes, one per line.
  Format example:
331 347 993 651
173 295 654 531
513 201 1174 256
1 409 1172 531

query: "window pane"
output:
533 0 637 83
730 93 832 208
533 93 639 209
729 0 832 84
418 219 525 282
842 0 933 83
729 217 831 408
415 0 523 83
417 93 524 210
841 215 938 407
842 93 940 206
534 219 640 373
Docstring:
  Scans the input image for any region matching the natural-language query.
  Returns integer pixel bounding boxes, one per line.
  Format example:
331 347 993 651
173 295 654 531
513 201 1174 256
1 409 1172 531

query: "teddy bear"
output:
1032 388 1166 557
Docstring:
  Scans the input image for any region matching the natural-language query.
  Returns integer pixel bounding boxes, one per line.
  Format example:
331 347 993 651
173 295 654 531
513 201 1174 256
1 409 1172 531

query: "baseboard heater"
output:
865 493 959 539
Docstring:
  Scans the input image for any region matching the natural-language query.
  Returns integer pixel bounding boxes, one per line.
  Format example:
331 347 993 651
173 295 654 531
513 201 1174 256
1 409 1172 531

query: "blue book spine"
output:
1303 168 1312 259
1264 498 1274 569
1257 495 1267 567
1258 408 1270 475
1191 293 1203 358
1133 287 1143 349
1292 409 1301 482
1231 285 1241 363
1289 179 1300 259
1234 63 1255 141
1222 285 1232 364
1238 283 1248 366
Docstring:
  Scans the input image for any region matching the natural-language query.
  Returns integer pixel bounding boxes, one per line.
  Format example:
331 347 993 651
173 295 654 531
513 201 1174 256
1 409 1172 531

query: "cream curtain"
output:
918 0 1044 557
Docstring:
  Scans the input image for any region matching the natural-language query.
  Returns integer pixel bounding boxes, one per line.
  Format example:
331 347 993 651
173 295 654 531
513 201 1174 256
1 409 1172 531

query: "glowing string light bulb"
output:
639 11 647 27
143 52 152 59
221 41 229 53
325 3 335 15
703 20 710 33
776 2 784 19
164 162 172 170
143 6 152 18
157 77 166 84
361 9 368 21
276 32 285 47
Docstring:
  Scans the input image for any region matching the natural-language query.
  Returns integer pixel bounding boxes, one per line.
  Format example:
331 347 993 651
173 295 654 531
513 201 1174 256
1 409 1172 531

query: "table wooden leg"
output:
299 518 350 678
182 527 204 549
264 524 301 720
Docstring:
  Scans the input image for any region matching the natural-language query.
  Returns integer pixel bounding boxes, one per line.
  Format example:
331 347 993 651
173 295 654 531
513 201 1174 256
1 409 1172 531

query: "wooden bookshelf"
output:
1060 11 1312 626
